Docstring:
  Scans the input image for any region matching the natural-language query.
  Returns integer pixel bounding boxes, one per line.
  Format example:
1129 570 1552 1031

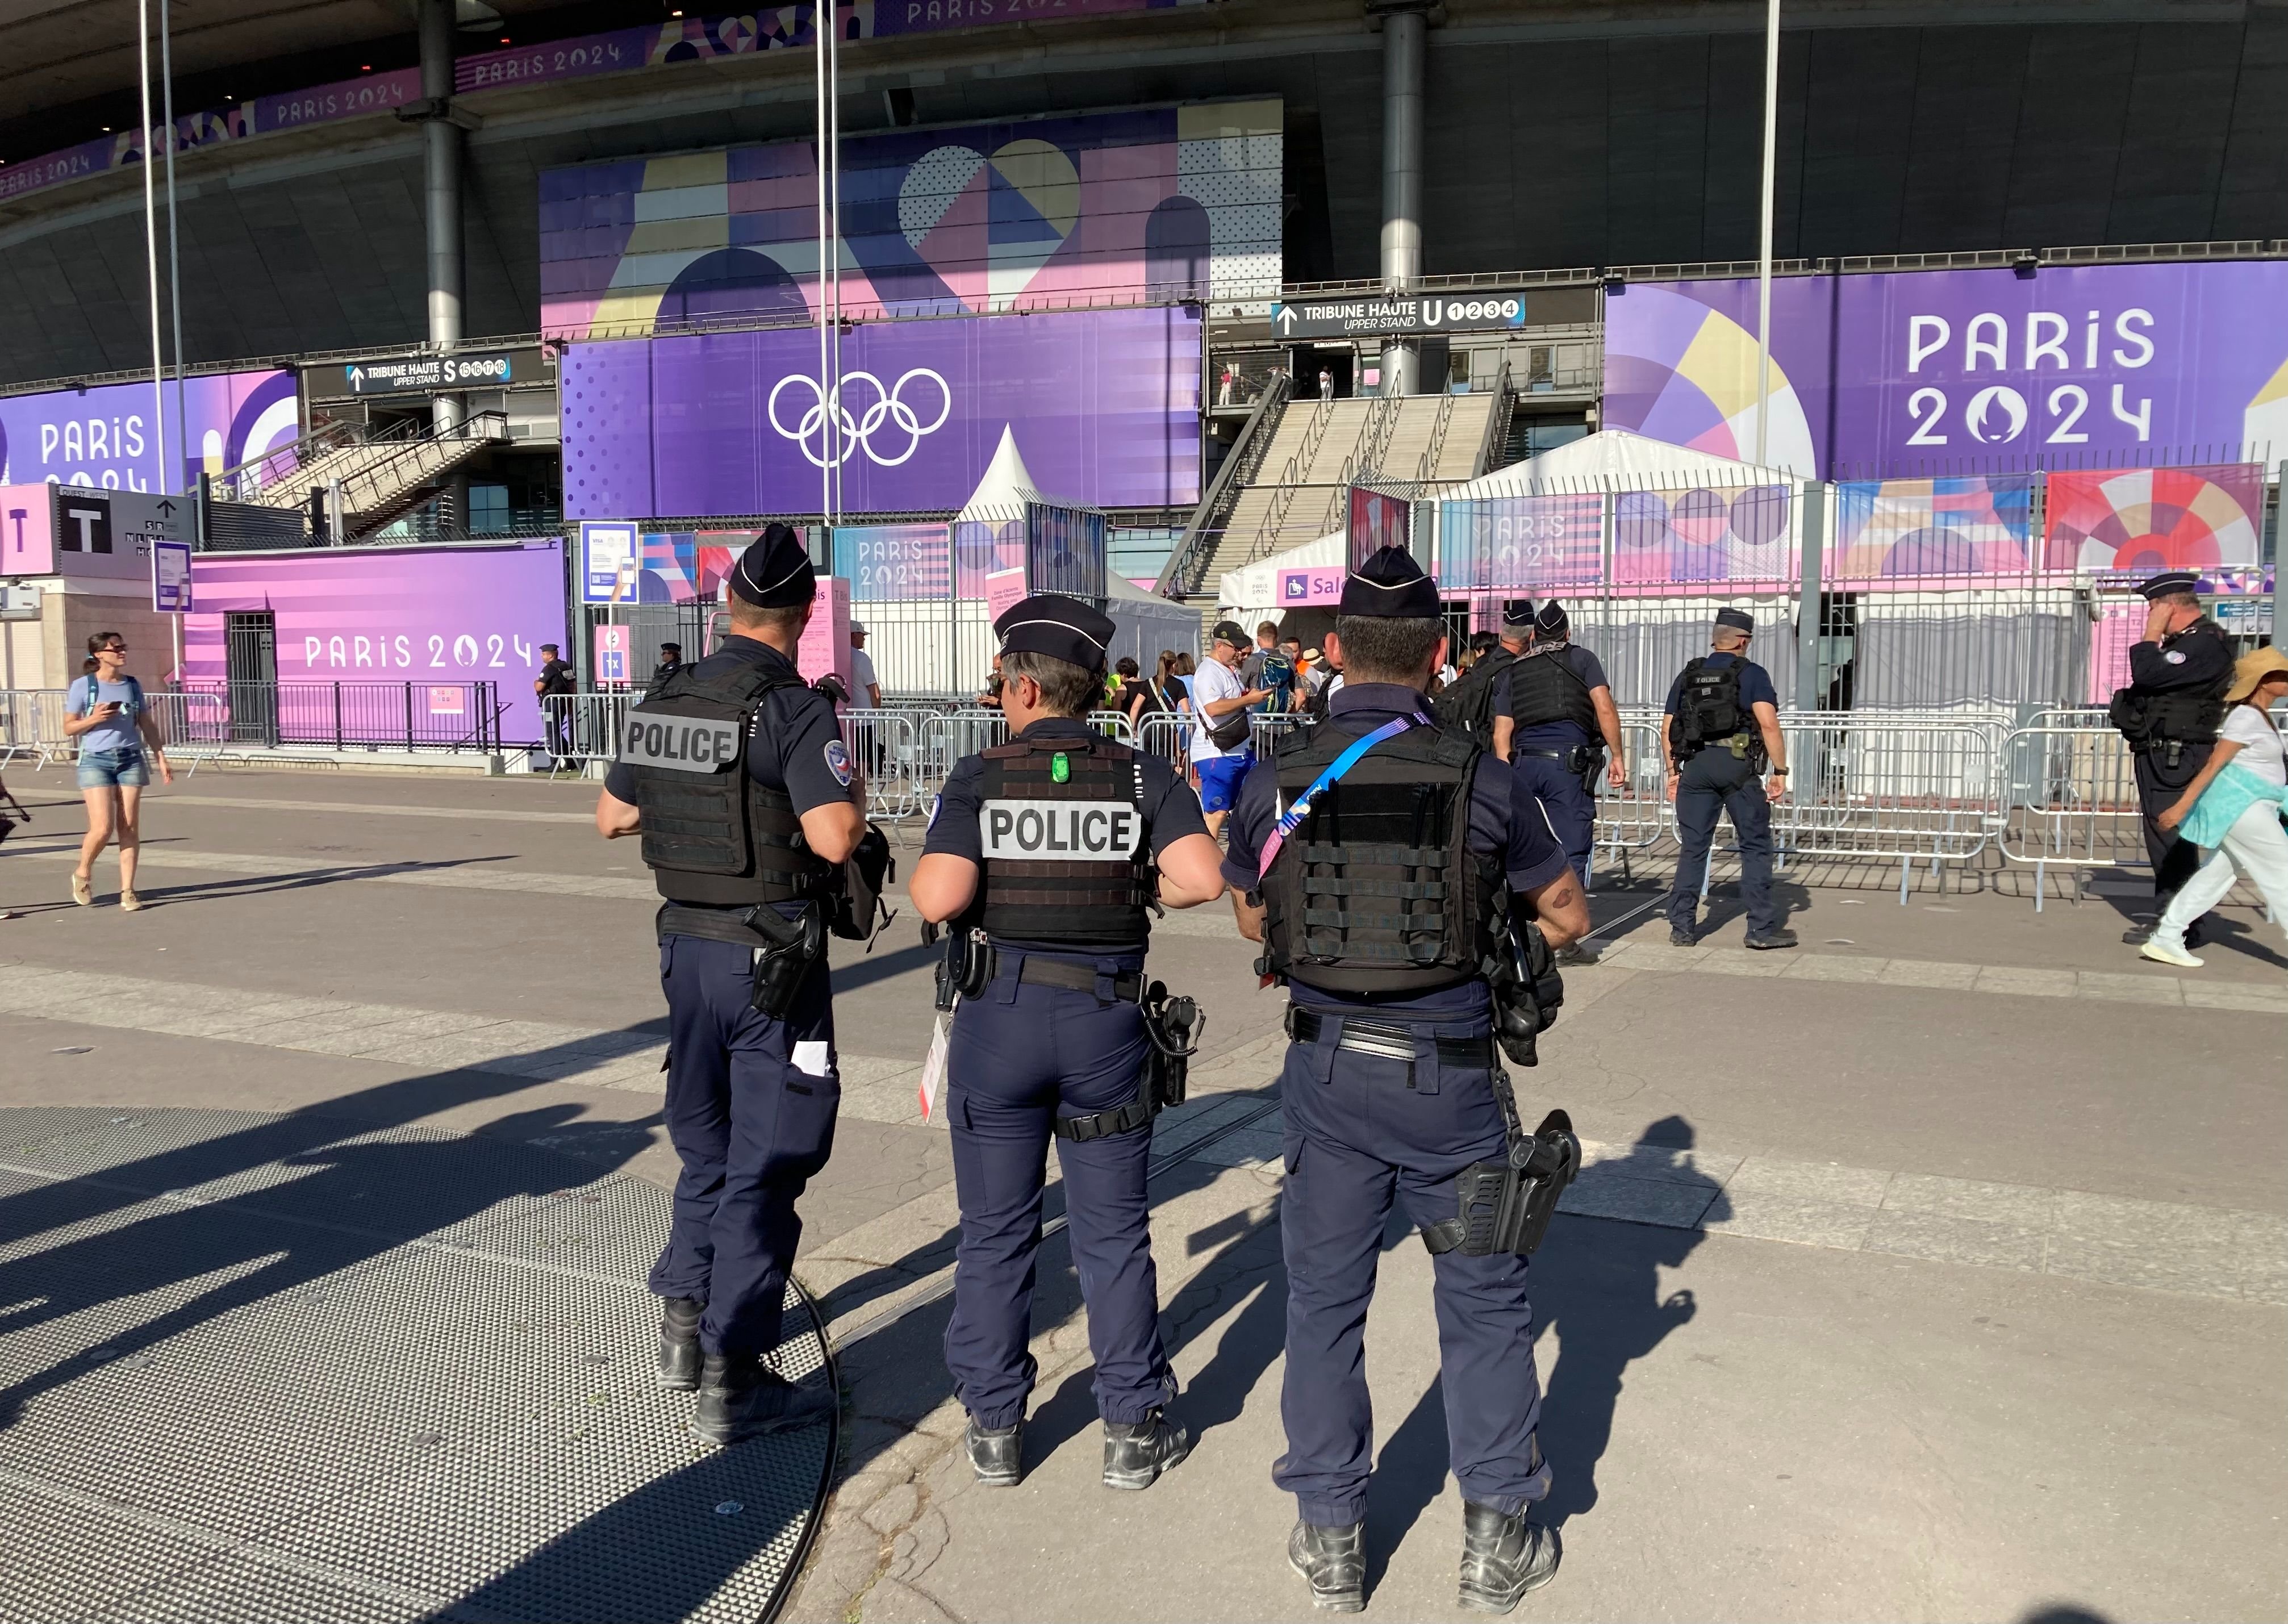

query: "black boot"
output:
1552 940 1601 966
966 1416 1024 1487
1101 1408 1193 1490
690 1353 836 1445
1287 1520 1366 1613
657 1297 702 1392
1457 1502 1560 1614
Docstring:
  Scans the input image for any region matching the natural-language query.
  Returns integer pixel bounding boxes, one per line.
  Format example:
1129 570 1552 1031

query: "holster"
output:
1421 1095 1581 1259
933 926 992 1012
1053 978 1203 1142
746 901 826 1020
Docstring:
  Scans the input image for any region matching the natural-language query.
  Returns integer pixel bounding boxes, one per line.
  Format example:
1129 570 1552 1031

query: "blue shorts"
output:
1195 752 1253 814
77 747 149 789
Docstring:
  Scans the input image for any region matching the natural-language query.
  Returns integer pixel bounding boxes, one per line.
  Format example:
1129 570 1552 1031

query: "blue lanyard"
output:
1256 716 1416 878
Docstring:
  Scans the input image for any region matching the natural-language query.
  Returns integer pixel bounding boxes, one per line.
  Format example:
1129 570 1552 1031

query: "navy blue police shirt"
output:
1220 682 1572 1020
1661 652 1778 721
1491 642 1611 751
924 715 1210 956
604 637 854 913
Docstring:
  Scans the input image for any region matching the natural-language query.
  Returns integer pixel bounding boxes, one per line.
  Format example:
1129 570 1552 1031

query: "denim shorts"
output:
77 746 149 788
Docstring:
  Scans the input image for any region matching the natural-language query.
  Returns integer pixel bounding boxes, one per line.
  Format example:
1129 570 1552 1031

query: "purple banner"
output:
184 541 570 744
561 306 1200 519
0 370 299 495
0 3 1197 207
1605 261 2288 478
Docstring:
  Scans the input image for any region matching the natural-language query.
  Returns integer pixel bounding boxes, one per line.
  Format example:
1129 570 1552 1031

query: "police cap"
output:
2136 570 2202 601
995 592 1114 673
1500 598 1537 629
1536 599 1571 636
1714 607 1756 634
1339 546 1441 619
728 523 816 609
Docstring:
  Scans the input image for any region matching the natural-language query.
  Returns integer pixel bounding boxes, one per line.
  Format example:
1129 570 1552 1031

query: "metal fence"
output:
183 681 503 753
0 688 230 775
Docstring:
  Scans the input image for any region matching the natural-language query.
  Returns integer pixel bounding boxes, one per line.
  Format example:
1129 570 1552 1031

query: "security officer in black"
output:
1662 608 1797 950
1490 600 1627 965
2112 570 2235 945
595 524 863 1444
911 594 1229 1491
654 641 687 684
1223 547 1592 1615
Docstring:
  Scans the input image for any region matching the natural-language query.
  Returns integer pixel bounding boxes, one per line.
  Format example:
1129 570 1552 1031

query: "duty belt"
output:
1516 745 1594 773
658 903 776 949
1285 1005 1499 1070
993 948 1145 1005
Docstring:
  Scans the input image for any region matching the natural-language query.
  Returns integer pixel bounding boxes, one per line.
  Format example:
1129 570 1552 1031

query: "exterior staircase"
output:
214 411 509 539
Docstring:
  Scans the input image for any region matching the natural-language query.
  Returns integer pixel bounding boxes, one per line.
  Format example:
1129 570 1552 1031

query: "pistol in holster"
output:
1422 1100 1582 1259
1141 979 1204 1112
933 926 992 1013
745 901 826 1020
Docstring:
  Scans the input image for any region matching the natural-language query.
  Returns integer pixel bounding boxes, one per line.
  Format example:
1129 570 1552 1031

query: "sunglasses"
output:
98 645 127 654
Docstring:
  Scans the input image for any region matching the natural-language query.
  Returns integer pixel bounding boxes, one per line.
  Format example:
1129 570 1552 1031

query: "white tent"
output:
1217 528 1343 621
1443 428 1802 496
957 425 1037 519
1104 571 1200 674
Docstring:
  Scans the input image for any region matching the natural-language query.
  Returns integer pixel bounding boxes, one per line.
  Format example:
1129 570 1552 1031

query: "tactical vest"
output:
974 734 1154 946
1431 646 1516 742
1258 722 1505 997
1506 644 1599 738
619 662 837 907
2111 621 2231 747
1672 657 1749 758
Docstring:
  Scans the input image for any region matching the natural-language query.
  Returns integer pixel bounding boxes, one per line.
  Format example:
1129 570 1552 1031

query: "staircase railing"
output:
1476 358 1515 476
1414 390 1458 482
210 415 419 504
337 411 509 537
1251 396 1339 557
1159 371 1291 599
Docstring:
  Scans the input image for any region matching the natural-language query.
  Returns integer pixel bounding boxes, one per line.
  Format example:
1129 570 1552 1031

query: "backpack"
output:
1431 647 1517 743
78 674 143 719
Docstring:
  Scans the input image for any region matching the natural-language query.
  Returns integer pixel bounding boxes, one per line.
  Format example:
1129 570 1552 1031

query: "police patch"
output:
825 738 854 787
2165 650 2187 665
618 714 740 772
979 798 1145 861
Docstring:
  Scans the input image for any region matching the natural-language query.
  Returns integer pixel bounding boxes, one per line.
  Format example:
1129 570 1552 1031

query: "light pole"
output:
161 0 184 497
813 2 841 527
135 0 166 496
1753 0 1780 470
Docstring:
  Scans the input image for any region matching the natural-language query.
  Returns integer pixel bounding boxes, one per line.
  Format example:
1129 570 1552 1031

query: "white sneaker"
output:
2139 938 2203 969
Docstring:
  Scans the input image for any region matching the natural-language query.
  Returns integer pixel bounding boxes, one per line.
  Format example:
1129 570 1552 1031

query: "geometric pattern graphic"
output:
0 1107 834 1624
540 100 1282 338
1831 475 2036 581
1599 285 1818 478
1612 485 1796 585
635 531 749 603
2040 463 2264 574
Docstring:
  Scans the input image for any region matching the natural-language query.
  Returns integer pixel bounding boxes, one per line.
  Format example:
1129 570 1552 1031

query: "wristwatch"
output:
1771 767 1789 776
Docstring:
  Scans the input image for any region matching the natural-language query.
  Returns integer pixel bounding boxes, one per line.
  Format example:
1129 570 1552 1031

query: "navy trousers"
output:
944 949 1171 1431
1666 748 1778 934
1276 1010 1551 1528
1512 752 1596 887
648 933 840 1359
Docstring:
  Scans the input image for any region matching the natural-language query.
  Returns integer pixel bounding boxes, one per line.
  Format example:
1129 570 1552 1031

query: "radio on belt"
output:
978 798 1146 860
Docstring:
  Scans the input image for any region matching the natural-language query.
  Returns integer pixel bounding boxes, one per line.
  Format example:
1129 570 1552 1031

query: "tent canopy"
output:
1444 428 1799 496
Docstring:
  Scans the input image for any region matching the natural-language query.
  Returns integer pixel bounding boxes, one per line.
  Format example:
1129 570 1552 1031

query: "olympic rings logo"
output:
767 368 952 469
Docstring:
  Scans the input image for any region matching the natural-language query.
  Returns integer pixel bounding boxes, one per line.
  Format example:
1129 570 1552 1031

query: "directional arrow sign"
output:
1268 291 1535 341
155 498 177 516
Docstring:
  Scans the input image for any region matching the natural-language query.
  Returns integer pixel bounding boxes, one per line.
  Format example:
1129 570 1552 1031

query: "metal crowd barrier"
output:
1776 716 2004 901
542 692 632 771
0 687 227 777
840 708 925 819
1997 725 2145 909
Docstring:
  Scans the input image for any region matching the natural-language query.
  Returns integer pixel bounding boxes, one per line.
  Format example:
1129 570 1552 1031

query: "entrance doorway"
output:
224 611 278 744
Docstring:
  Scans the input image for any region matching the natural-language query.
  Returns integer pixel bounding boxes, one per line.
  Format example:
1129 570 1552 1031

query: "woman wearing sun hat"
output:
2141 645 2288 968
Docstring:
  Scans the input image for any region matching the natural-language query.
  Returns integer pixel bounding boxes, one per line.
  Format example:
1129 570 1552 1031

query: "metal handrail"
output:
1159 369 1291 599
1252 396 1339 556
1414 390 1457 483
1476 358 1515 475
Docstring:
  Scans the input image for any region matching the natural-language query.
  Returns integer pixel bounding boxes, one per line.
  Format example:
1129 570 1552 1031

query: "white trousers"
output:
2154 802 2288 951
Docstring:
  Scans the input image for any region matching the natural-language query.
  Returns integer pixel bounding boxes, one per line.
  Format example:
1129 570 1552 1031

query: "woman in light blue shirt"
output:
64 631 172 911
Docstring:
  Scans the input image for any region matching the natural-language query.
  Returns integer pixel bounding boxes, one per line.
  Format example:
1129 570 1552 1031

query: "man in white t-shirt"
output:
1190 620 1267 837
849 622 882 708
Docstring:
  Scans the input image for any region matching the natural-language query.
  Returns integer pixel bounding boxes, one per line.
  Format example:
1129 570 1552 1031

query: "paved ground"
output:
1 767 2283 1622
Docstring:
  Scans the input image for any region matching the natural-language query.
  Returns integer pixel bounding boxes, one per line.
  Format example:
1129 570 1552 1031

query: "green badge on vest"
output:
1051 752 1071 784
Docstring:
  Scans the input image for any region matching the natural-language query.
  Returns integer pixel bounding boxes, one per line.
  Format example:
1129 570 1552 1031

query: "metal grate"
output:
0 1108 835 1624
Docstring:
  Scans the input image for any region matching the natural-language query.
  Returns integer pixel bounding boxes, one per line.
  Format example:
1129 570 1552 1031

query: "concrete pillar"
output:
1378 5 1427 398
420 0 463 439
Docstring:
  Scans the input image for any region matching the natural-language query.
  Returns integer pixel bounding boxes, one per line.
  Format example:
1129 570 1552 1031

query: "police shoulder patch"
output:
824 737 854 787
2165 649 2187 664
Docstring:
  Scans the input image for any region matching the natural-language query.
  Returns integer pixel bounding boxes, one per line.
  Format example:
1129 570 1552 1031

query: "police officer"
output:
1492 600 1627 965
2112 571 2235 945
1223 547 1592 1615
910 594 1229 1492
653 641 686 684
1661 608 1796 950
594 524 863 1444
